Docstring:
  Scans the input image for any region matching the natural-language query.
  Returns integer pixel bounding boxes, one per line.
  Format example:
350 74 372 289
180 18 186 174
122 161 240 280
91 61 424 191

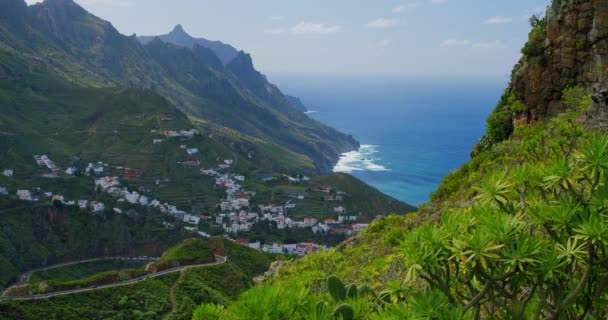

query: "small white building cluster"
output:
3 169 14 177
233 238 325 256
34 155 59 171
85 162 106 176
162 129 199 138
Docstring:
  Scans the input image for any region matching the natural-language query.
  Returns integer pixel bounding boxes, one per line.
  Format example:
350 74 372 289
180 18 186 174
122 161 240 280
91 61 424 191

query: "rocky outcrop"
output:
586 89 608 129
513 0 608 121
474 0 608 155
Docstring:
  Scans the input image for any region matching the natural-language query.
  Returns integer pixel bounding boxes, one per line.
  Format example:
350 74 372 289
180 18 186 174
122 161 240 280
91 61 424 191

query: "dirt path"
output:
167 269 185 316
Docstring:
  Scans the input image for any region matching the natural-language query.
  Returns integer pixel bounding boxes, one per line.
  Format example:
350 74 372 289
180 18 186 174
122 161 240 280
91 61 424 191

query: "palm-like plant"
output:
574 134 608 190
543 157 579 194
475 171 515 212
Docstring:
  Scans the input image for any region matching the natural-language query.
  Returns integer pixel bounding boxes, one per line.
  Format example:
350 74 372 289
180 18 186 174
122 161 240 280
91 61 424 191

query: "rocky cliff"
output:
476 0 608 152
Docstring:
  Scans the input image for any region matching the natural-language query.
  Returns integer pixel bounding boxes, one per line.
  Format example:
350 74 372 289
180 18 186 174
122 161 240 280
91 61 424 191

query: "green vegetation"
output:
29 259 149 285
562 86 593 112
522 14 547 58
151 239 214 271
192 84 608 318
1 239 277 320
0 274 178 320
0 198 188 289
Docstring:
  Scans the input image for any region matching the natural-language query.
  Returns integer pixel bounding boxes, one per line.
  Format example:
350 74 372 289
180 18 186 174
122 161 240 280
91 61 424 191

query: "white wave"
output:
333 144 390 173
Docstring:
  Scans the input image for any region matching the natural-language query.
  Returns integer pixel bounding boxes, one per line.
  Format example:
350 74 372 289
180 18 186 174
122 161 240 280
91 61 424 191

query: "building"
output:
3 169 13 177
90 201 105 212
16 190 32 201
153 139 164 144
0 187 8 195
334 206 346 214
65 167 77 175
183 214 201 225
93 166 104 175
78 200 88 209
186 148 199 155
352 223 370 233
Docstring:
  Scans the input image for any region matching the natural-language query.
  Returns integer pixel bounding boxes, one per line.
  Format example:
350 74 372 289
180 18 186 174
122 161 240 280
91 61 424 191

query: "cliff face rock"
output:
513 0 608 121
475 0 608 155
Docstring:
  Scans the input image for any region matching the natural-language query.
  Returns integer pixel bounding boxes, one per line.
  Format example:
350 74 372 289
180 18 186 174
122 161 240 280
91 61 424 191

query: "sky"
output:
25 0 550 77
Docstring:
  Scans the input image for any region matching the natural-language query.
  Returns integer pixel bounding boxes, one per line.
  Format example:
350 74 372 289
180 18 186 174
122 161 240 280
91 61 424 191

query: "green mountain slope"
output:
0 0 358 174
0 239 278 320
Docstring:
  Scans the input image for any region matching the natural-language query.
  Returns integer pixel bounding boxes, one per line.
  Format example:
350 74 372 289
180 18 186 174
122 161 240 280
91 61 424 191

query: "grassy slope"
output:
0 239 277 320
29 259 149 285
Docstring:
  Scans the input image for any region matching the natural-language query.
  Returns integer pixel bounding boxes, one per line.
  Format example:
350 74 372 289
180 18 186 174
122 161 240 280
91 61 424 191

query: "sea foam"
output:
333 145 390 173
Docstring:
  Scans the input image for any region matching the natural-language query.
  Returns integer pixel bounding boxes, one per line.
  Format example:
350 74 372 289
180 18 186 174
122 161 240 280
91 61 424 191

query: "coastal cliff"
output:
476 0 608 153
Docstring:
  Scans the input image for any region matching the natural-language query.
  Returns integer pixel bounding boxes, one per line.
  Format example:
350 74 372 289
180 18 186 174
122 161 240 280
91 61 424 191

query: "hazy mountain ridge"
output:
0 0 359 174
138 24 239 66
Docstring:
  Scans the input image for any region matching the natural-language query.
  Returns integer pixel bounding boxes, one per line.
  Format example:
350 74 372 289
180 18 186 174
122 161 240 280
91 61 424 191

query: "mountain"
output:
179 1 608 319
0 0 359 174
285 95 308 112
138 24 239 65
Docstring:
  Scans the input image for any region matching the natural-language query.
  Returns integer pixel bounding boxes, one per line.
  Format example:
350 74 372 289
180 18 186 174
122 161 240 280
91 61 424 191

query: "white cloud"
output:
485 16 513 24
270 16 285 21
291 22 342 34
440 39 471 47
472 40 507 49
392 4 418 13
264 28 284 35
367 18 399 28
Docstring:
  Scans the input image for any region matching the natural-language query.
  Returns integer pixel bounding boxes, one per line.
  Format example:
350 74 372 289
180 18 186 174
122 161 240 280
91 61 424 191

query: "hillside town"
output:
0 128 370 256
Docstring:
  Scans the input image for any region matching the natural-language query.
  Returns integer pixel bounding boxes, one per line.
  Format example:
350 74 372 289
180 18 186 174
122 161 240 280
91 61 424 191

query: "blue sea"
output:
272 75 508 206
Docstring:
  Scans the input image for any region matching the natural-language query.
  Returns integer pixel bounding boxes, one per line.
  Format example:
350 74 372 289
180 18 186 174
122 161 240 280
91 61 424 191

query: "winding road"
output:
0 256 227 301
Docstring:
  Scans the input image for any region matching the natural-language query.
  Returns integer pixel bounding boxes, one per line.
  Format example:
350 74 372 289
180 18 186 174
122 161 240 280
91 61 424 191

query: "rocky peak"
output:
170 24 188 36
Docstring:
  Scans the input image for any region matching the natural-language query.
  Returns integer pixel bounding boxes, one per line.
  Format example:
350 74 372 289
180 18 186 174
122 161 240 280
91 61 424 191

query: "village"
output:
0 128 370 256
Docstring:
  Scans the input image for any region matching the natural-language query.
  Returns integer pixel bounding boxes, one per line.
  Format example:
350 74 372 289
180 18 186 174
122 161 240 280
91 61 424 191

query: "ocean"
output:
272 75 508 206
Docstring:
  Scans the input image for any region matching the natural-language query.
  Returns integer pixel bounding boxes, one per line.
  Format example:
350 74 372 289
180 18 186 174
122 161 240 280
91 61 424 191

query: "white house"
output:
16 190 32 201
248 242 261 250
186 148 199 155
153 139 164 145
138 195 149 205
90 202 105 212
234 175 245 182
93 167 104 175
183 214 201 225
113 208 123 214
124 192 140 204
65 167 77 175
3 169 13 177
334 206 346 214
224 160 234 165
0 187 8 195
78 200 88 209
